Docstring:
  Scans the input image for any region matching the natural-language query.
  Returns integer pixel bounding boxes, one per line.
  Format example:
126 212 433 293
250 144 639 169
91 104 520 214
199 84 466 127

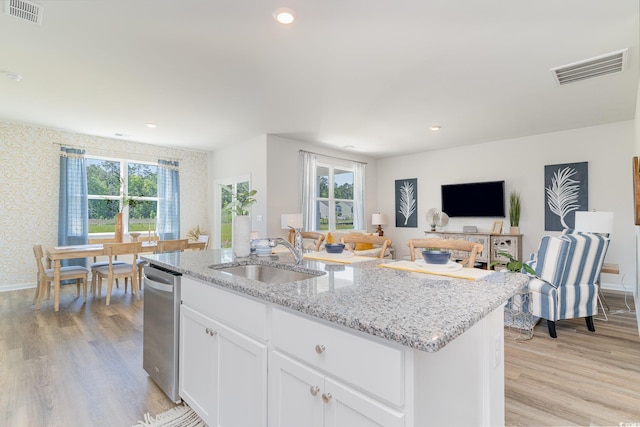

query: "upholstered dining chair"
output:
88 237 126 295
526 232 609 338
94 242 143 305
32 244 90 305
407 237 483 267
340 234 392 259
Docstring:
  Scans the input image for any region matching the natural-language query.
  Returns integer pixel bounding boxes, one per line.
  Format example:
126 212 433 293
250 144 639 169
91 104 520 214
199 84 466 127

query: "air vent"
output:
551 49 627 86
4 0 43 25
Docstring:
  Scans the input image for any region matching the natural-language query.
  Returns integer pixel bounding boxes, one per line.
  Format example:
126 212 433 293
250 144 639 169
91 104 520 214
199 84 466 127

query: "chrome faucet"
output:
268 235 303 265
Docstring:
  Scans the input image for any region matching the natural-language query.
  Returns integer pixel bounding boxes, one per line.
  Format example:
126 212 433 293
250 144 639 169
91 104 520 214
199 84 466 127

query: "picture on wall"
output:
395 178 418 228
544 161 588 231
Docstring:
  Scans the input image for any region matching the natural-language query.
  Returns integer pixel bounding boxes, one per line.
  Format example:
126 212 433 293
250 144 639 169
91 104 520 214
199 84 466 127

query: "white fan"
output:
426 208 449 228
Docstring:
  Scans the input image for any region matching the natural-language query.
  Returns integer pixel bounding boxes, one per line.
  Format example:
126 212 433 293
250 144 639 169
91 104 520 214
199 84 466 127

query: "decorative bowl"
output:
255 245 272 256
422 250 451 264
325 243 345 254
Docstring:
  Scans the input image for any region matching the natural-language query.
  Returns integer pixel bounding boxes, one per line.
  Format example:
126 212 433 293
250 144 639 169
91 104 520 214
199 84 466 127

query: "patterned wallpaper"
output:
0 121 209 289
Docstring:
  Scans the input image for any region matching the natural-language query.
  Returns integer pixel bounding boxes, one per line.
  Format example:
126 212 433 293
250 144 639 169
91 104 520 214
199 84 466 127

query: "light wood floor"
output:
0 284 175 427
0 285 638 427
505 290 640 426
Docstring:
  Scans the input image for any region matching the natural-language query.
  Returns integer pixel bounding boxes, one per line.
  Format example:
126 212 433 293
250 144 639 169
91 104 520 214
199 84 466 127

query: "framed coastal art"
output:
544 161 588 231
395 178 418 228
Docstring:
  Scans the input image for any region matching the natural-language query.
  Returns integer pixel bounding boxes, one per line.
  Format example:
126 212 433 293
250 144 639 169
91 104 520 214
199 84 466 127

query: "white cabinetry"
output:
269 308 404 427
180 277 267 427
270 351 404 427
179 275 506 427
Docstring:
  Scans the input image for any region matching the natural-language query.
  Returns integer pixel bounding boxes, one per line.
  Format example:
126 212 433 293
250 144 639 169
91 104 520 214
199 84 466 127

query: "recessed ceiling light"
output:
146 122 157 128
273 7 295 24
4 71 22 82
343 145 356 150
430 125 442 132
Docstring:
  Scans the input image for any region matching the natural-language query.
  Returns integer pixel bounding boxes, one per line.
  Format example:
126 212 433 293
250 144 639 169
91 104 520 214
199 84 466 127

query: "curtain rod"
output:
299 149 368 165
52 142 182 162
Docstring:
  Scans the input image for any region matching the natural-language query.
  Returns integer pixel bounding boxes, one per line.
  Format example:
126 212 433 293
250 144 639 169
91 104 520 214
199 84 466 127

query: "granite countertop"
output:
143 249 528 353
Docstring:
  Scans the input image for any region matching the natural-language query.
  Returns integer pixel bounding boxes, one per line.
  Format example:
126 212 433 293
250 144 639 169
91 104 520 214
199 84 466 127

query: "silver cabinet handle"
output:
205 328 217 336
321 392 332 404
309 386 320 397
315 344 326 354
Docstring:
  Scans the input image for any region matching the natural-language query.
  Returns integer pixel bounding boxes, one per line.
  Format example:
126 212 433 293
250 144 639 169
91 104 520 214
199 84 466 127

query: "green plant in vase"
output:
509 191 521 234
492 251 536 274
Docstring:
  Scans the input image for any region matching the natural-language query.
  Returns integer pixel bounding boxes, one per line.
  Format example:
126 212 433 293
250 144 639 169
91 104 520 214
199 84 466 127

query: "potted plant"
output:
493 251 535 274
223 188 258 257
509 191 521 234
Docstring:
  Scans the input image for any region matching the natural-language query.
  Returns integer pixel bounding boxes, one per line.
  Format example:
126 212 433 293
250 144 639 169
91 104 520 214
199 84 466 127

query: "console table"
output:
424 230 523 269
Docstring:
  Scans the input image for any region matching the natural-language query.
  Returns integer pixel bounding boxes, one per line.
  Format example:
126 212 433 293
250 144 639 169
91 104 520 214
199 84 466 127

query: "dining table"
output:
42 240 206 311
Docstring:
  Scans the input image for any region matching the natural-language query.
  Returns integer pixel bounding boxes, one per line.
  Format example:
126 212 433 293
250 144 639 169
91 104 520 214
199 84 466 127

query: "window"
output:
86 157 158 235
301 151 365 232
215 176 250 249
316 164 355 231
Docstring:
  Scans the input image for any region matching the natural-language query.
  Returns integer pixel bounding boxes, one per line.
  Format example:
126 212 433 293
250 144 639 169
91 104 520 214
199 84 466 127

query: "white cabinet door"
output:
180 305 268 427
269 351 324 427
323 378 405 427
270 351 403 427
180 305 217 426
216 319 268 427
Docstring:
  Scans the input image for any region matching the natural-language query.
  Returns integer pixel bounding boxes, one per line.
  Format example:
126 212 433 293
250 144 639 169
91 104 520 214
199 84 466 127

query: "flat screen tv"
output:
441 180 505 217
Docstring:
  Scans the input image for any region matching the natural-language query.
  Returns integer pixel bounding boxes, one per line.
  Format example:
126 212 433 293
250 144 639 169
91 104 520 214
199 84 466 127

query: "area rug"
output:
133 404 207 427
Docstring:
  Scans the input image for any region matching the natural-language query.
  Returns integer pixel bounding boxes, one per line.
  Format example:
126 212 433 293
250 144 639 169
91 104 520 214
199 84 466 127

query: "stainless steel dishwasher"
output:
143 263 181 403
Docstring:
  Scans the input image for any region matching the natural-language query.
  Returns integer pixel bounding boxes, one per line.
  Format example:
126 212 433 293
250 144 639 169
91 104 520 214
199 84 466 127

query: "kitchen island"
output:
143 249 528 427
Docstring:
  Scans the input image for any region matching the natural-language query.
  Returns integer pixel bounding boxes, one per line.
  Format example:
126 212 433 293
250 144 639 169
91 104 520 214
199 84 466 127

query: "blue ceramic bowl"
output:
422 250 451 264
325 243 345 254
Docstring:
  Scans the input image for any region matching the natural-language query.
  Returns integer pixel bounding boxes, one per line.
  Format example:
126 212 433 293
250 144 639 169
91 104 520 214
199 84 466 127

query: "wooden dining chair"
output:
156 239 189 253
340 234 391 259
290 231 326 251
407 238 483 267
94 242 142 305
135 235 160 285
32 244 90 306
301 232 325 251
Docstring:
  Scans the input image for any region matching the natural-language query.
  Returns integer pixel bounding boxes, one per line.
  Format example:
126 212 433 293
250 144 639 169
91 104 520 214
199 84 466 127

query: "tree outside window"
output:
87 157 158 234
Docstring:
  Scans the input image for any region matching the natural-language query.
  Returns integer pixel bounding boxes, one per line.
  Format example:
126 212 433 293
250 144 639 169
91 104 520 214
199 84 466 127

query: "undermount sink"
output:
211 264 324 284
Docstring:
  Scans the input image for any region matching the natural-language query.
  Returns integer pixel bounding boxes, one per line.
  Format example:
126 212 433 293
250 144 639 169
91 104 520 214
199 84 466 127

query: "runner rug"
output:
133 404 207 427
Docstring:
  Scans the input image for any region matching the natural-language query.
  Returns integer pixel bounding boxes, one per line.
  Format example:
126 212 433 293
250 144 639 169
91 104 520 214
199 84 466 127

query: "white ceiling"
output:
0 0 638 158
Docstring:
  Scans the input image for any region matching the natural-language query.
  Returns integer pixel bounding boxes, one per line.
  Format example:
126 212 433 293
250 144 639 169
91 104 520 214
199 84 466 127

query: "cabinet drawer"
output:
181 276 267 341
271 309 404 406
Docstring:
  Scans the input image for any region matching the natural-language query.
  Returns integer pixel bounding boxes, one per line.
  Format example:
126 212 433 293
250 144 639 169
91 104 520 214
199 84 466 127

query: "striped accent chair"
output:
527 232 609 338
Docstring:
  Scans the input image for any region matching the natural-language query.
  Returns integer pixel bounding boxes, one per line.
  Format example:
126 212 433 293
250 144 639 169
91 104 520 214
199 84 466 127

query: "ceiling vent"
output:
4 0 43 25
551 49 627 86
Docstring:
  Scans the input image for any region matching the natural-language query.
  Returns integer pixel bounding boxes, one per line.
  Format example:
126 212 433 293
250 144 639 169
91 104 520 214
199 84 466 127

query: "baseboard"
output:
600 281 636 294
0 282 37 292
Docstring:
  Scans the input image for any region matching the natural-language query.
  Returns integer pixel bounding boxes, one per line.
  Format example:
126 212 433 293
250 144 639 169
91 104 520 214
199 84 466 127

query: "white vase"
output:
233 215 252 258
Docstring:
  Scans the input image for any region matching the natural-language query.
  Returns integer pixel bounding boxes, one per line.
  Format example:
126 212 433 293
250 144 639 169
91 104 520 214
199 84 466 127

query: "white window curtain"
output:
300 151 317 231
353 161 365 230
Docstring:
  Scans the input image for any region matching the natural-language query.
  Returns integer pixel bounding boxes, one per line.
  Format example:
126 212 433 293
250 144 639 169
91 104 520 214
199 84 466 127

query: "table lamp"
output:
371 213 388 236
574 211 614 237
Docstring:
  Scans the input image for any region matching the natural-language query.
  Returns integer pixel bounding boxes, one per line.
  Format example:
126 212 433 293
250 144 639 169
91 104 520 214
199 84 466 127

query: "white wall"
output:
378 121 635 291
265 135 379 239
208 135 268 238
0 121 209 289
